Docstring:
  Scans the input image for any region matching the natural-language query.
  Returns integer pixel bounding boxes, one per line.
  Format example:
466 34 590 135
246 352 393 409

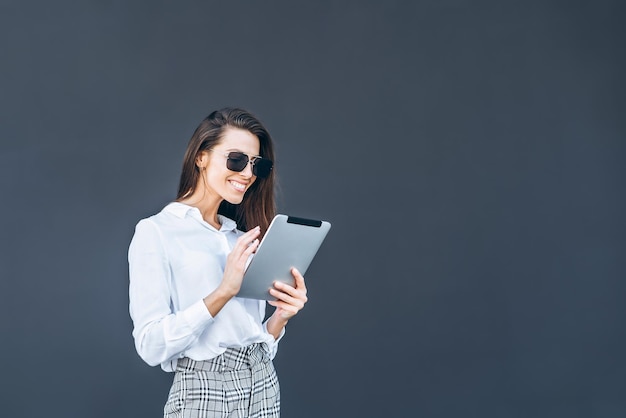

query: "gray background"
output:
1 1 624 417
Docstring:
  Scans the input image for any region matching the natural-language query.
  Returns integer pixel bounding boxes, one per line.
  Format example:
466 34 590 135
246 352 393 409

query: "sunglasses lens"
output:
252 158 273 178
224 151 273 178
226 152 249 172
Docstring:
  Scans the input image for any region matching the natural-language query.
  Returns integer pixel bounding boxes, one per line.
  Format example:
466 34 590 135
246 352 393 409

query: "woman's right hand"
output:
219 226 261 297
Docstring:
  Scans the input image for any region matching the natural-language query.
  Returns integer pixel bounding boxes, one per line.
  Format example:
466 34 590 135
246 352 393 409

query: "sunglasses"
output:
210 150 273 178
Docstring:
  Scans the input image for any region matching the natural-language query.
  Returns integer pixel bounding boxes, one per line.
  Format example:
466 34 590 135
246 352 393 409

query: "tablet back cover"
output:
237 214 331 300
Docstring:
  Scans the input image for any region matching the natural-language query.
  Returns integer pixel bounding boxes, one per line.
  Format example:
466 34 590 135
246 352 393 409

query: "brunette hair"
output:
176 108 276 234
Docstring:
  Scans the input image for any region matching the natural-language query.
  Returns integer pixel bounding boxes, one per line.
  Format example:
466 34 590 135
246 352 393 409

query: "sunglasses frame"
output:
208 149 273 178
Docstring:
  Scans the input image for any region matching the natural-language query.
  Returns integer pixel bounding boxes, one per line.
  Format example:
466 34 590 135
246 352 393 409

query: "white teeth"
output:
230 181 246 191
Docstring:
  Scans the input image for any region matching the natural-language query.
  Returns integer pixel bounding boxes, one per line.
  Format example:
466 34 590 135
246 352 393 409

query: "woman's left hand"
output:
268 267 308 321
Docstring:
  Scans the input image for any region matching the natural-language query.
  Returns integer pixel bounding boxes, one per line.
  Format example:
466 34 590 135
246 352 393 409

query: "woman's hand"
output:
204 226 260 316
220 226 261 296
266 268 308 338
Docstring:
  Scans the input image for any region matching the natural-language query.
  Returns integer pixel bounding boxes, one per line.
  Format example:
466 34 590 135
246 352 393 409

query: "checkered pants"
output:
164 343 280 417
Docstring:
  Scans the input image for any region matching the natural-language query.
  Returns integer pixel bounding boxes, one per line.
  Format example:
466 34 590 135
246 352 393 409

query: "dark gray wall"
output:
1 1 624 417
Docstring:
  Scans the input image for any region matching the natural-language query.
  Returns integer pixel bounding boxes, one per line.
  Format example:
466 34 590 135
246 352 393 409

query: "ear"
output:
195 151 208 169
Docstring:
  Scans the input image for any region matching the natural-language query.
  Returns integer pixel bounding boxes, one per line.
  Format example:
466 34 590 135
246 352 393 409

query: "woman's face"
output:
199 127 261 205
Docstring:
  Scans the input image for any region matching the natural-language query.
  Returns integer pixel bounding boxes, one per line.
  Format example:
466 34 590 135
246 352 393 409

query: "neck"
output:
179 188 222 228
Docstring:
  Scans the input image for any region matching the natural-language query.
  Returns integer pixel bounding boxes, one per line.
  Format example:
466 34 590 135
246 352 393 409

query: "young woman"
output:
128 108 308 417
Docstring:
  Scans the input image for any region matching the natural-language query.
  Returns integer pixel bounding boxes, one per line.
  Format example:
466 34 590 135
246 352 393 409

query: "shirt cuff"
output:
263 321 287 345
181 299 214 333
263 320 286 357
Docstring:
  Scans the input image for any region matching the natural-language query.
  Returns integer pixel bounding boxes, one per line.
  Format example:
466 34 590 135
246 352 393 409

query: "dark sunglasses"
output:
210 150 273 178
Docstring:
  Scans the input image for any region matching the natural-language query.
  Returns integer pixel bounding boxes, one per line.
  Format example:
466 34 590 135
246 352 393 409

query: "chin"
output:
224 195 245 205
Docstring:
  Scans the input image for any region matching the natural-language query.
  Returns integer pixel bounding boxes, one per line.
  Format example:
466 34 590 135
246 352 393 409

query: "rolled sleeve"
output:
263 320 286 360
180 299 214 333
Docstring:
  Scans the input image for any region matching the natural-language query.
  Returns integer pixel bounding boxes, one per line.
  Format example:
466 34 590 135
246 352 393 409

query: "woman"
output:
128 107 308 417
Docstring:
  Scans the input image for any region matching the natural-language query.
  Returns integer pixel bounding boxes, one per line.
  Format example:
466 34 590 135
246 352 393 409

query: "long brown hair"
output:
176 108 276 235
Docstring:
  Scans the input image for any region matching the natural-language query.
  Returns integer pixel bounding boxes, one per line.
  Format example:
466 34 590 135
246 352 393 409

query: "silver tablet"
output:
237 214 331 300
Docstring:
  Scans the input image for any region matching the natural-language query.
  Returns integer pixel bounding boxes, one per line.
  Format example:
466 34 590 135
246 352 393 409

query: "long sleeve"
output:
128 219 213 367
128 204 282 371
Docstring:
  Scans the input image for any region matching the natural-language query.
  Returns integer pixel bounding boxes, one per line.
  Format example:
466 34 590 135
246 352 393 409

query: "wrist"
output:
269 312 289 328
265 313 288 340
216 282 239 299
203 286 236 316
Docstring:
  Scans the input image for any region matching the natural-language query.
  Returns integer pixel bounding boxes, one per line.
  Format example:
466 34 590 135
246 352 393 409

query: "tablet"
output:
236 214 331 300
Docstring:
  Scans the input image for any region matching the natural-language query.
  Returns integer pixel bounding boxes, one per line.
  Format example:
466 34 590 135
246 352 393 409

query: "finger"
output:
240 226 261 244
269 287 295 304
242 238 260 257
232 227 260 255
290 268 307 292
273 281 307 302
272 280 298 297
269 286 307 307
268 299 302 316
273 281 308 303
267 298 296 312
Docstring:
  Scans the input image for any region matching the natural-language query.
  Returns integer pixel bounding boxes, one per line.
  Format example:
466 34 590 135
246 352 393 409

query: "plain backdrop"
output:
1 1 624 417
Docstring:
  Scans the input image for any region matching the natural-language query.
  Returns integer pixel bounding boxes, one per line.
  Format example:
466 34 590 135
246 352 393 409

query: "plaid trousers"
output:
164 343 280 418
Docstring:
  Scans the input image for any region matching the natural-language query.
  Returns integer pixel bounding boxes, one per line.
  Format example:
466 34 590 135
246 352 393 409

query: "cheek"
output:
201 171 223 192
205 166 227 182
247 176 261 192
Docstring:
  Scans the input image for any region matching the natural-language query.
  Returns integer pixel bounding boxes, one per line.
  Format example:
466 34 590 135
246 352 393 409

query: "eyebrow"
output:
223 149 262 157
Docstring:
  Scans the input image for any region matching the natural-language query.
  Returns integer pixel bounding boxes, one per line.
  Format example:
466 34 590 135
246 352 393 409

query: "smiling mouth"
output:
229 180 247 192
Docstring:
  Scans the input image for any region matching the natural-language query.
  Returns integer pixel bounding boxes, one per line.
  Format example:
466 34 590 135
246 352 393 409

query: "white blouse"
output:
128 202 282 372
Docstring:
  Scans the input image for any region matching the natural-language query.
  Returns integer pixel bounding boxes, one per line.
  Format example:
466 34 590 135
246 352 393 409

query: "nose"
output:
241 160 254 177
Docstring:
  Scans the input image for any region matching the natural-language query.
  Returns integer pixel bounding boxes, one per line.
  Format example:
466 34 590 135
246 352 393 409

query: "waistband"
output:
176 343 270 373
